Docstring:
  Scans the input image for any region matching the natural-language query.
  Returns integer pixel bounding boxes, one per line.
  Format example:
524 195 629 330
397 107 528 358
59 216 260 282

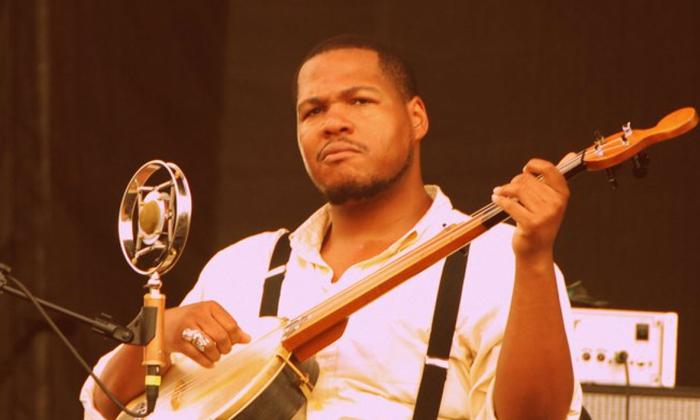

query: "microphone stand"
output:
0 263 156 346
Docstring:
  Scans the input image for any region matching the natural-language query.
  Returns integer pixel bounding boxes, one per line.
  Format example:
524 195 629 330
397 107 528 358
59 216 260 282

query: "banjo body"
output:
117 318 319 420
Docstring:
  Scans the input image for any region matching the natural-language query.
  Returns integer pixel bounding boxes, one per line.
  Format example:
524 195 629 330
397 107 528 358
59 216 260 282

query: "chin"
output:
321 179 391 205
314 171 368 195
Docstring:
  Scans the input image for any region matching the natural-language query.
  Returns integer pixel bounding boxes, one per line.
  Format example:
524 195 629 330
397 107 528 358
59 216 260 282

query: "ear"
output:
406 96 429 142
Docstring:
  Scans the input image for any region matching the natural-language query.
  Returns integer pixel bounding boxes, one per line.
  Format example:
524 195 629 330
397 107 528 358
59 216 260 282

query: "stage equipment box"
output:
571 308 678 388
582 385 700 420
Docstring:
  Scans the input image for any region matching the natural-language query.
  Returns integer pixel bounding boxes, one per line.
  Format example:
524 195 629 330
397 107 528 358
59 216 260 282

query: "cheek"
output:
297 126 310 156
297 132 318 175
375 122 412 164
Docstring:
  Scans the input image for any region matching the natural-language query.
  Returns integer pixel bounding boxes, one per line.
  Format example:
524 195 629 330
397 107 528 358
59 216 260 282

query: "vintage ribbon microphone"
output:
118 160 191 414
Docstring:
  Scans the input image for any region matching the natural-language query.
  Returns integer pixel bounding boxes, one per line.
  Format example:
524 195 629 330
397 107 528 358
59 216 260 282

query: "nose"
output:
321 107 354 137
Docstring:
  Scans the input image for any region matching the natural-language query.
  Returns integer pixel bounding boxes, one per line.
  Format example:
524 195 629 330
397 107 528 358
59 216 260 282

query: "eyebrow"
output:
296 86 381 112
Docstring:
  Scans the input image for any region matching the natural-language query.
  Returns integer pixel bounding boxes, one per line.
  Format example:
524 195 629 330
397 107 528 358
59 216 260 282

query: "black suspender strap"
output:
413 245 470 420
259 232 291 317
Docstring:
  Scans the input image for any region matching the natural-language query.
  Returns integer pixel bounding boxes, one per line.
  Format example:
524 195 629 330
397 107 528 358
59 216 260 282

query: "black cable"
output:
615 350 631 420
1 270 153 418
623 358 630 420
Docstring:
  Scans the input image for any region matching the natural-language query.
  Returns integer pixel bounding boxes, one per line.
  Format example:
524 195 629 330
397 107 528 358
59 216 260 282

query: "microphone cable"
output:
0 268 155 418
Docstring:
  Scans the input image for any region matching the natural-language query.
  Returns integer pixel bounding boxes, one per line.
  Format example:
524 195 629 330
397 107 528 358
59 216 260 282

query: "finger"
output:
178 335 215 368
195 329 222 363
523 158 570 197
210 304 251 344
494 175 547 212
196 317 232 357
491 189 533 224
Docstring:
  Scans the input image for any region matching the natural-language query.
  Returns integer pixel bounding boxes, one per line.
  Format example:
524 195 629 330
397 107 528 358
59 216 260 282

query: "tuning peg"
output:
605 165 618 189
621 122 633 144
632 152 650 178
592 129 618 188
593 130 605 156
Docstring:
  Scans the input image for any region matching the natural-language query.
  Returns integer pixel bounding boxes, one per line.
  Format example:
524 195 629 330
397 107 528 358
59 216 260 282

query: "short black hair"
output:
293 34 418 102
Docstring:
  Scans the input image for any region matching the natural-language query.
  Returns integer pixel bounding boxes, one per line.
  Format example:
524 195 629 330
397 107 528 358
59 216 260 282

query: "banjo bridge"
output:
275 352 314 399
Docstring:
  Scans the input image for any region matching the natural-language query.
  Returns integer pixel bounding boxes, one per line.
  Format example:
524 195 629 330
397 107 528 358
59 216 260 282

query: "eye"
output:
301 107 322 120
351 97 371 105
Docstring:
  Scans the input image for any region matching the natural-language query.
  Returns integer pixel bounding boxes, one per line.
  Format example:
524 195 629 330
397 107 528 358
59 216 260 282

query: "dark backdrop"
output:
1 1 698 418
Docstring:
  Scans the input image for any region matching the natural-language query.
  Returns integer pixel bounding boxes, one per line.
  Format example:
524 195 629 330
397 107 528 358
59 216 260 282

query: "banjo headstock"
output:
583 107 698 171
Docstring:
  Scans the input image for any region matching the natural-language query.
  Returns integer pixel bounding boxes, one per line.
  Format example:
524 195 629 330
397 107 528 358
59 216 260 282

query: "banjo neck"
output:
281 107 699 361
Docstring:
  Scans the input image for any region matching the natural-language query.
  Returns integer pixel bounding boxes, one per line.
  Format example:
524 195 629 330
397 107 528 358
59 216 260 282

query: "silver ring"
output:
181 328 211 352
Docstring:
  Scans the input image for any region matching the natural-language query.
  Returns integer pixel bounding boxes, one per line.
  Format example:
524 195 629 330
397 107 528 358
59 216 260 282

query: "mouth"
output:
317 140 365 163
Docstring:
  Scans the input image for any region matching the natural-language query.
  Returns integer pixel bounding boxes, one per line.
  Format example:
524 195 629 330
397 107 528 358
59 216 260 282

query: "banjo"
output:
117 108 698 419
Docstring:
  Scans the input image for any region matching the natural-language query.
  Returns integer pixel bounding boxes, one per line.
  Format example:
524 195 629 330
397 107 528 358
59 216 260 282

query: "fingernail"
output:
491 194 499 203
493 186 501 194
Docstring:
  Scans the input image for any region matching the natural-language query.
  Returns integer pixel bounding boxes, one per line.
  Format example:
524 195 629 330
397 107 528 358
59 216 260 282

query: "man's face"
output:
296 48 425 205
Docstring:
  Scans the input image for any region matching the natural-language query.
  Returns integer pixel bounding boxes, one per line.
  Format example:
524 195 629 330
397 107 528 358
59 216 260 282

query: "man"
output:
82 36 581 419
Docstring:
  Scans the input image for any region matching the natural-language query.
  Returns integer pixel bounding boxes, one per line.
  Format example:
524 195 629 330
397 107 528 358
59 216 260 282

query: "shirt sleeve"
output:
79 345 123 420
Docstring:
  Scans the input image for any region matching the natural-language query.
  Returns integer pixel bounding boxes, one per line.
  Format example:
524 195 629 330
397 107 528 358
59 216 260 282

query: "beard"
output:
319 147 413 205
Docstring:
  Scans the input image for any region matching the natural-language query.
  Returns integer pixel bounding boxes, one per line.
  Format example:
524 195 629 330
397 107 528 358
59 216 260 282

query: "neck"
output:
324 169 432 250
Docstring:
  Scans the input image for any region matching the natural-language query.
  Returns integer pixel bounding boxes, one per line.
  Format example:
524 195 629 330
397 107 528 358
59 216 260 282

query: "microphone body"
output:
143 290 166 412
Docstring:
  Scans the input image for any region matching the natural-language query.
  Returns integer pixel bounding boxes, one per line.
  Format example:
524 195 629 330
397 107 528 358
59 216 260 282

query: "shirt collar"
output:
289 185 463 266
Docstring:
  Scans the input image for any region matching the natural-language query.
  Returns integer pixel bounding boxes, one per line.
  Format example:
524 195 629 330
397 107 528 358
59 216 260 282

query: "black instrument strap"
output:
259 232 291 317
413 245 470 420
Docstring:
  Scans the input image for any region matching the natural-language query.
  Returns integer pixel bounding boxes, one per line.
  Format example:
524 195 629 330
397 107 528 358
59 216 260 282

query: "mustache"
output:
317 138 368 162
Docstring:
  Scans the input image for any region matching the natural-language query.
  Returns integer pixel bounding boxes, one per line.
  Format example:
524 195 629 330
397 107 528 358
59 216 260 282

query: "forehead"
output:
296 48 393 102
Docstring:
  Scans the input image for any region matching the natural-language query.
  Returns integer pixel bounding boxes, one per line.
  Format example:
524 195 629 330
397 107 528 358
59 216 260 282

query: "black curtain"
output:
1 1 699 418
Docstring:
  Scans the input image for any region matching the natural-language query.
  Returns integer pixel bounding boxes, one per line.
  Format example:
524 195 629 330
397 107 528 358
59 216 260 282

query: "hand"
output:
163 301 251 368
491 156 573 259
